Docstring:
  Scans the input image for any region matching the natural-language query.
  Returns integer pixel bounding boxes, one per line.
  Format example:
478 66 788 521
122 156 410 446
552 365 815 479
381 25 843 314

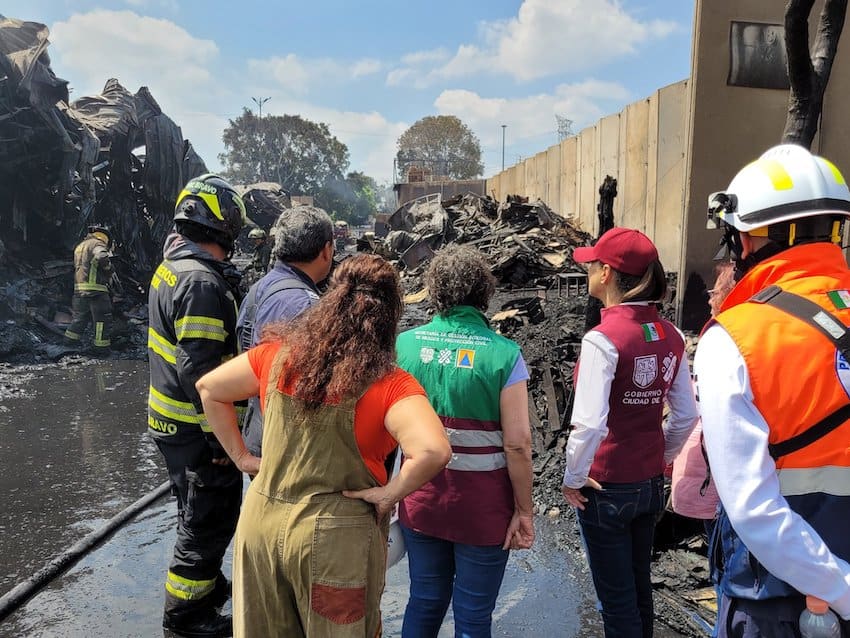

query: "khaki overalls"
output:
233 349 388 637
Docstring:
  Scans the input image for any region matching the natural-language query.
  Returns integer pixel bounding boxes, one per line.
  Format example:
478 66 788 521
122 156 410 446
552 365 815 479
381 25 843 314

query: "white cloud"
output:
388 0 678 86
124 0 179 10
249 54 382 95
44 6 644 185
385 67 416 88
351 58 382 78
400 48 450 65
248 55 312 95
51 10 219 101
47 10 395 180
433 80 632 174
50 10 227 169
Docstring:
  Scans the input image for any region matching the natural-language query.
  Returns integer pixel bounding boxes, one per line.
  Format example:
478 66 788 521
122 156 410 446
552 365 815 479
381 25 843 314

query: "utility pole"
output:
252 96 271 120
252 97 270 181
501 124 507 172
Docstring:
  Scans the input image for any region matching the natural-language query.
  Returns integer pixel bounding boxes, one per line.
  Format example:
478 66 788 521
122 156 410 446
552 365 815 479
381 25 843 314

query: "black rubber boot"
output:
209 573 231 608
162 606 233 638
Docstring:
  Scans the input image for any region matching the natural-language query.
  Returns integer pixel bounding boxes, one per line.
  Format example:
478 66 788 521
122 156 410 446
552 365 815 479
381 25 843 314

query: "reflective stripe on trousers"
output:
155 435 242 618
65 293 111 347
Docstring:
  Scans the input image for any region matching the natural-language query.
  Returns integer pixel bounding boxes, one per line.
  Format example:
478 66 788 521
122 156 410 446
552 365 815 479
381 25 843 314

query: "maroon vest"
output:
589 304 684 483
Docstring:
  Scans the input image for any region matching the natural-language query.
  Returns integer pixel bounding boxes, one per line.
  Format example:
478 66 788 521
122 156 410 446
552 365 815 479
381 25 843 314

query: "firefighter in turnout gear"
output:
64 225 114 350
148 174 246 637
247 227 271 274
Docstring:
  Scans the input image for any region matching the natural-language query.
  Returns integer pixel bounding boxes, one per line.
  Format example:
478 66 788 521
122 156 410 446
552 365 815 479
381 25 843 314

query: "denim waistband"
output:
598 475 664 490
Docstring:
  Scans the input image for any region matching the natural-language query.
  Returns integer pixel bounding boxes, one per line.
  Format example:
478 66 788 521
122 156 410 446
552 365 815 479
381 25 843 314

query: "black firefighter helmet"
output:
174 174 246 249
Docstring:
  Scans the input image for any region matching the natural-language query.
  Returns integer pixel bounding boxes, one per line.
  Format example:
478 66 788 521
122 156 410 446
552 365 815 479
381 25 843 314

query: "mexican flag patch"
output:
641 322 666 342
828 290 850 310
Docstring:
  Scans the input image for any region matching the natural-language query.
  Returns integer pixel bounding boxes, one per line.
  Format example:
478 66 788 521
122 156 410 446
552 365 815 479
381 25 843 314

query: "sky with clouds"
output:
4 1 695 185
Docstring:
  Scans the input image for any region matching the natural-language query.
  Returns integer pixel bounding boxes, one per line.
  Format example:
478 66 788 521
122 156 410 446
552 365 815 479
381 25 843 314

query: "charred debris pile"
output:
0 17 210 357
359 191 596 498
361 193 710 633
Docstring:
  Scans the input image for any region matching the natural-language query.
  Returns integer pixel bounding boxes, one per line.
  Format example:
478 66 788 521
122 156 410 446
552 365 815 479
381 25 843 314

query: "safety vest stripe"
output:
148 386 201 424
75 283 108 292
93 322 109 347
446 428 503 448
175 316 227 342
165 571 216 600
447 451 506 472
148 400 200 425
778 466 850 497
88 257 99 286
147 328 177 364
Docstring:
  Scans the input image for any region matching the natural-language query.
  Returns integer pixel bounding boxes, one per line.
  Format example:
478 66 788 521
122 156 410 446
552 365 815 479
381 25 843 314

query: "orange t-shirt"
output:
247 341 426 484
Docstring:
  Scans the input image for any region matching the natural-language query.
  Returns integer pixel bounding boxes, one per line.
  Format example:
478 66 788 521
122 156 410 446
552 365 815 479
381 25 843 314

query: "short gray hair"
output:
426 245 496 313
271 205 334 263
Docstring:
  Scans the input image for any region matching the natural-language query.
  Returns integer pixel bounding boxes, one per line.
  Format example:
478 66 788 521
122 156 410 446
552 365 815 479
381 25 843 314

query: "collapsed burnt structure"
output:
0 16 210 355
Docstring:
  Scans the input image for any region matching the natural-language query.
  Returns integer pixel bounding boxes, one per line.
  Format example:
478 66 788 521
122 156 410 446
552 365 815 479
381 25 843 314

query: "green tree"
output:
396 115 483 180
219 109 349 192
316 171 378 225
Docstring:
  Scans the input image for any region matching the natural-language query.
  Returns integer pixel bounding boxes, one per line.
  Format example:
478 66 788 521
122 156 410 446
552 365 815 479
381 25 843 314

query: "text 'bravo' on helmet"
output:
707 144 850 233
174 174 246 242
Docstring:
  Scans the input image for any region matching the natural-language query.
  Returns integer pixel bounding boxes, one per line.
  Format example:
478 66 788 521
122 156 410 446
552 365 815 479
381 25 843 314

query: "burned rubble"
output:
363 191 713 635
0 15 712 633
0 17 210 360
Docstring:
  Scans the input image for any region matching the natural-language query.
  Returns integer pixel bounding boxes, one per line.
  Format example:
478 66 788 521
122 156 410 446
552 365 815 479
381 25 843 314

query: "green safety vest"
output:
396 305 521 425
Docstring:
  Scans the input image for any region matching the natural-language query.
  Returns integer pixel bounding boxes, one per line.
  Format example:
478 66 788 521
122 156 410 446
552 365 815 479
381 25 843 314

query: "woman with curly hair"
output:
196 254 452 638
395 245 535 638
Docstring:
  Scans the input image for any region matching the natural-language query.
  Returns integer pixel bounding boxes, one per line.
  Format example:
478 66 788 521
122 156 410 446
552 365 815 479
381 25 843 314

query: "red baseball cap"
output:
572 227 658 276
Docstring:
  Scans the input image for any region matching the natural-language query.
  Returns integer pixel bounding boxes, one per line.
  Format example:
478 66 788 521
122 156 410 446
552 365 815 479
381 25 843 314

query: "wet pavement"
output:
0 359 688 637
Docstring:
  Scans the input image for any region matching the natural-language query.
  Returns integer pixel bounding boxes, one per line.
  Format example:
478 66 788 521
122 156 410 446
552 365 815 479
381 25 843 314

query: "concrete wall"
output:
487 0 850 328
487 80 690 273
680 0 850 328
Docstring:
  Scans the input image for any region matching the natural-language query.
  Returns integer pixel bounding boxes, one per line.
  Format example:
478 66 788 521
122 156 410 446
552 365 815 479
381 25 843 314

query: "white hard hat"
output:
707 144 850 233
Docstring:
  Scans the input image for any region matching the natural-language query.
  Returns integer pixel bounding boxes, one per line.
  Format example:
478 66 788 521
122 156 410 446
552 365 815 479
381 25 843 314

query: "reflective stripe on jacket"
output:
396 305 521 545
147 249 240 439
712 242 850 600
73 234 112 294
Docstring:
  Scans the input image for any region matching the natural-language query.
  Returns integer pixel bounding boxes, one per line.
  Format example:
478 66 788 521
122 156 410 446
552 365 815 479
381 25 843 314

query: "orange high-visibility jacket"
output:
712 242 850 599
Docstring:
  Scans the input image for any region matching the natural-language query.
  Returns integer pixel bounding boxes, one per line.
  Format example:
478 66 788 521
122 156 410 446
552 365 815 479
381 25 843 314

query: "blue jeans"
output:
400 525 510 638
577 475 665 638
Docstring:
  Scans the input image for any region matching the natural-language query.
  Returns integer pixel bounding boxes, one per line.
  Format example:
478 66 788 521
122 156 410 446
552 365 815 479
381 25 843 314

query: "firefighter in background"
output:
64 224 114 351
148 174 245 637
247 227 271 274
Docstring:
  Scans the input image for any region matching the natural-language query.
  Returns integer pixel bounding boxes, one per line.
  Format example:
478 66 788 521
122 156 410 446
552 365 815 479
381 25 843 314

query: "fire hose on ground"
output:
0 480 171 623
